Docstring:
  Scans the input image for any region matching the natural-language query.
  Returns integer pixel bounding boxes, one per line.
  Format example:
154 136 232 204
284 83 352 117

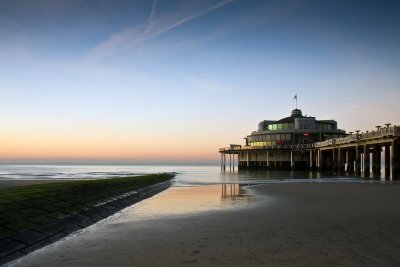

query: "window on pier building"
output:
318 123 332 130
248 134 291 144
249 141 277 147
267 123 293 131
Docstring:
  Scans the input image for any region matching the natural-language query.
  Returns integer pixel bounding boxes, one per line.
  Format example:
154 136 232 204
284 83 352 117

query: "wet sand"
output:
9 183 400 267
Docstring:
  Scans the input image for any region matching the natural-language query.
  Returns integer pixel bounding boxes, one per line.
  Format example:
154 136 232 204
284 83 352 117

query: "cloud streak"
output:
86 0 234 63
148 0 158 23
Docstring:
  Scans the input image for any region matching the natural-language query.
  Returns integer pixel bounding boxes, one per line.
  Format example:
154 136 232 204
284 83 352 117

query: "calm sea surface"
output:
1 163 375 221
0 163 379 186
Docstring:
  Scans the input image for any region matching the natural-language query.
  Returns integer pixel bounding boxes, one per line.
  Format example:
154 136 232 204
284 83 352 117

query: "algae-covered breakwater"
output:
0 173 175 264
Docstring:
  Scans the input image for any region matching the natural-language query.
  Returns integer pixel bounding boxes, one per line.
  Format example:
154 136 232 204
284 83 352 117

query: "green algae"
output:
0 173 174 239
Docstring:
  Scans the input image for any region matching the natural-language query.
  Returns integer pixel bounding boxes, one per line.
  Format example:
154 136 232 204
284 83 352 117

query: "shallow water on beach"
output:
1 164 375 226
108 184 261 223
0 164 383 226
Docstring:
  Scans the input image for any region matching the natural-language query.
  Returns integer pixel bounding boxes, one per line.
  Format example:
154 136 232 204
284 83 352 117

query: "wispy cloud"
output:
148 0 158 23
86 0 234 63
145 0 308 54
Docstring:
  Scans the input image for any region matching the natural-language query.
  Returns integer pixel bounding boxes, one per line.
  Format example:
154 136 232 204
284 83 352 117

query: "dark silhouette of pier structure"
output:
220 125 400 179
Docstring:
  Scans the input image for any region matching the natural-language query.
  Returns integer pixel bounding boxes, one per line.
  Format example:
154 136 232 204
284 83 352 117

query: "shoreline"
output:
10 182 400 267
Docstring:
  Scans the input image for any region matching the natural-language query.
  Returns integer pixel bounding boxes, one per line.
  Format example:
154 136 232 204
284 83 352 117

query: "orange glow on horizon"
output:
0 128 226 162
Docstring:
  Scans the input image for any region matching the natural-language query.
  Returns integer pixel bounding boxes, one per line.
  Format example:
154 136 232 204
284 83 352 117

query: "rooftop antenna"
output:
294 94 298 109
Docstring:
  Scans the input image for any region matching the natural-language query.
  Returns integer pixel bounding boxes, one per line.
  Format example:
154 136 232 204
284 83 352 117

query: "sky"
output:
1 0 399 163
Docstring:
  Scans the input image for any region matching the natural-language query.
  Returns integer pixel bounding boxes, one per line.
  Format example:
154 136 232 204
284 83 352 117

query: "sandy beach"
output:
9 182 400 267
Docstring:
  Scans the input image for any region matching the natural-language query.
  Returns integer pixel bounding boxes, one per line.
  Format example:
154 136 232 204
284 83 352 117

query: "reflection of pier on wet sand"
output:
221 183 241 197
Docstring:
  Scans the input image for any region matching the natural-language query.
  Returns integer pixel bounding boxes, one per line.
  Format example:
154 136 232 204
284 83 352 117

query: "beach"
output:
9 182 400 267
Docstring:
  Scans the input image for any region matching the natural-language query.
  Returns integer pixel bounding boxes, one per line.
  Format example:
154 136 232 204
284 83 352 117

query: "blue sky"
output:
1 0 399 163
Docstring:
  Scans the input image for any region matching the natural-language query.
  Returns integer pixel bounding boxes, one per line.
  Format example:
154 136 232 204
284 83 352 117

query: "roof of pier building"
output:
244 109 346 146
276 109 304 123
256 109 340 133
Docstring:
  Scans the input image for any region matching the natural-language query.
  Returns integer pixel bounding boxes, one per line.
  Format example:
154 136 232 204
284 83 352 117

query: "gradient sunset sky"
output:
1 0 399 163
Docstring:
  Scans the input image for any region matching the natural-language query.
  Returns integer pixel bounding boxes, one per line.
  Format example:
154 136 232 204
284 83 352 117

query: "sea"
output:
0 163 387 186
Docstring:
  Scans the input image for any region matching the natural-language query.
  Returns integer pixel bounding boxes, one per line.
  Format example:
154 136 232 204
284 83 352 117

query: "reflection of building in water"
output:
221 183 241 197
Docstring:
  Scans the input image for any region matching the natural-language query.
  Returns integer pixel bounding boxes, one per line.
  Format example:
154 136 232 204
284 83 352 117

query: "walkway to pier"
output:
314 125 400 179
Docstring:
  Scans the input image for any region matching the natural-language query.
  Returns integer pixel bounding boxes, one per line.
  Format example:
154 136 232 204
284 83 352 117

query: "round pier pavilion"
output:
246 108 345 147
219 108 400 179
220 108 346 171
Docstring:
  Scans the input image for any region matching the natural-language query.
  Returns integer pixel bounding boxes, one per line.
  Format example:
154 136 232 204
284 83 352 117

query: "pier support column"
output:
318 149 322 171
321 150 327 171
372 145 381 178
355 145 361 176
346 149 353 173
364 144 370 177
232 154 235 171
385 144 391 179
309 150 313 170
332 148 338 173
290 151 294 169
391 140 399 180
267 151 270 168
338 148 345 174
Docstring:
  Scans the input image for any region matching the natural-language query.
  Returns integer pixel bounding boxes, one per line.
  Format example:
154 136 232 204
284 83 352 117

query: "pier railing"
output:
219 143 314 152
314 125 400 148
220 126 400 152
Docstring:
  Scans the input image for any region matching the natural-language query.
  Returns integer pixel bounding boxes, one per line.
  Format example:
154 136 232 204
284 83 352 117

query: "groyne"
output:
0 174 174 265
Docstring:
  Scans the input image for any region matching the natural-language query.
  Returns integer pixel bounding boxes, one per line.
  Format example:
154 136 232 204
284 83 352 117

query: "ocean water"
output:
0 163 379 186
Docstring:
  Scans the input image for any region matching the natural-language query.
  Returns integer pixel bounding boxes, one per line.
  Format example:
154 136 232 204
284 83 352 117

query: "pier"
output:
220 125 400 179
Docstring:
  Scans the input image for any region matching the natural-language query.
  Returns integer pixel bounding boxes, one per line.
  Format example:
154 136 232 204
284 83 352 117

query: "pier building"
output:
246 108 345 147
219 108 400 179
